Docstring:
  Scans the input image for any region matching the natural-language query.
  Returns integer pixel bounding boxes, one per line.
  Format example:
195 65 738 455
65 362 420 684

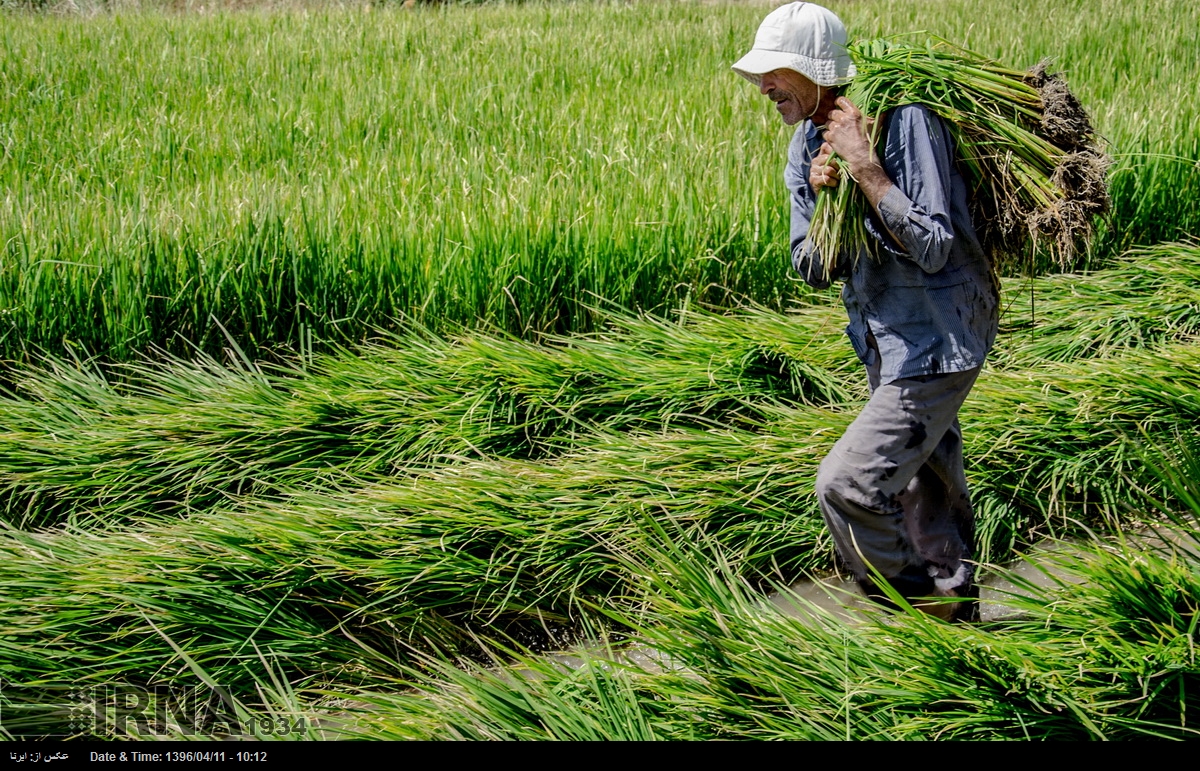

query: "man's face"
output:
759 68 819 126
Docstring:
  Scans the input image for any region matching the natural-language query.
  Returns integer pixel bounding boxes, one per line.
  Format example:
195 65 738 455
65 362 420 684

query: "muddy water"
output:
769 540 1089 624
535 543 1087 677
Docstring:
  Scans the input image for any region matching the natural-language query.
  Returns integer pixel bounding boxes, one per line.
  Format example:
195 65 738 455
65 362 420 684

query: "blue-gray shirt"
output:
787 104 999 385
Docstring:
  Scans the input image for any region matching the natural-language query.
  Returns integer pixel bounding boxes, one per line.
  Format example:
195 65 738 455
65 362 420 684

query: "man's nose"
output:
759 77 772 95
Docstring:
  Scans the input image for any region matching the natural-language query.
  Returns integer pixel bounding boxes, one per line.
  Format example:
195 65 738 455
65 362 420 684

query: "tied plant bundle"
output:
810 38 1110 278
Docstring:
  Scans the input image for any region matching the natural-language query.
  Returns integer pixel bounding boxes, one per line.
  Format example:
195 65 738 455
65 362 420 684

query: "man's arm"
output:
823 99 958 274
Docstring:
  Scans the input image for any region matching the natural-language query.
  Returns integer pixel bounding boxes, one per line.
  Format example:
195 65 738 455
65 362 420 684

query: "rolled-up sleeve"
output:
869 105 958 274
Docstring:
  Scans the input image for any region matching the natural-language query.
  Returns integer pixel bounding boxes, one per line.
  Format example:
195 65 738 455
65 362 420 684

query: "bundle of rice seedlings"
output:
811 37 1110 276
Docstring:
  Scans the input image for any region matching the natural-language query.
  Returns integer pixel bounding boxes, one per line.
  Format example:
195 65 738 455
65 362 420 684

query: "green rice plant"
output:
122 426 1200 742
962 339 1200 557
325 646 679 741
0 3 798 363
1 339 1197 711
0 302 860 529
679 532 1199 739
0 337 1197 735
4 237 1200 532
0 1 1196 362
1 0 1198 741
0 307 1194 557
0 418 837 714
993 241 1200 366
328 505 1200 741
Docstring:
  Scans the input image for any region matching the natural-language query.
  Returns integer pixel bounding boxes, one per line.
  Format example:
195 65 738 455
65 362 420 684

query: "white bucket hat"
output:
731 2 856 88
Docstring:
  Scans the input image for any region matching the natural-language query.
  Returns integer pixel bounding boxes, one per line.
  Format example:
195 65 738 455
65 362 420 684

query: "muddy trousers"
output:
815 365 980 603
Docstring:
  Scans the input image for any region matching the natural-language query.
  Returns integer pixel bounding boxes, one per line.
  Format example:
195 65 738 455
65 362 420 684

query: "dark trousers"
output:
815 348 979 600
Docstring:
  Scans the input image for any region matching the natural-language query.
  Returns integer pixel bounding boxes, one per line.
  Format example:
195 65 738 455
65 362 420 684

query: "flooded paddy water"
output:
768 548 1081 625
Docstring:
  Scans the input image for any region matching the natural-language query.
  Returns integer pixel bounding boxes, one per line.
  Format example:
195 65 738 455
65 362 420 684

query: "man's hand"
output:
823 97 879 179
821 96 895 211
809 142 840 192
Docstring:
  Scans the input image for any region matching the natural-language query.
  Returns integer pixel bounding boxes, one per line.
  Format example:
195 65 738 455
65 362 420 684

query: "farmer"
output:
732 2 999 621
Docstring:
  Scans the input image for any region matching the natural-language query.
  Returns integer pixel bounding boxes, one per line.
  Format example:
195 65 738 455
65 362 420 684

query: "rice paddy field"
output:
0 0 1198 741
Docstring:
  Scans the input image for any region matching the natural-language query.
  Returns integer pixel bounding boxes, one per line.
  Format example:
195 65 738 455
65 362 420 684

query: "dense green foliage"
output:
0 243 1196 532
343 514 1200 740
1 0 1198 361
1 245 1198 739
0 0 1198 741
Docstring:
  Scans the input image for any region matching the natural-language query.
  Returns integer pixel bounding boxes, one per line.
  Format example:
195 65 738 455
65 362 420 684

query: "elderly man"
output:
732 3 999 621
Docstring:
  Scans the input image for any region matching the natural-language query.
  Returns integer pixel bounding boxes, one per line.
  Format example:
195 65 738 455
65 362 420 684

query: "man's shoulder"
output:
883 102 945 138
881 103 952 158
885 102 941 131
